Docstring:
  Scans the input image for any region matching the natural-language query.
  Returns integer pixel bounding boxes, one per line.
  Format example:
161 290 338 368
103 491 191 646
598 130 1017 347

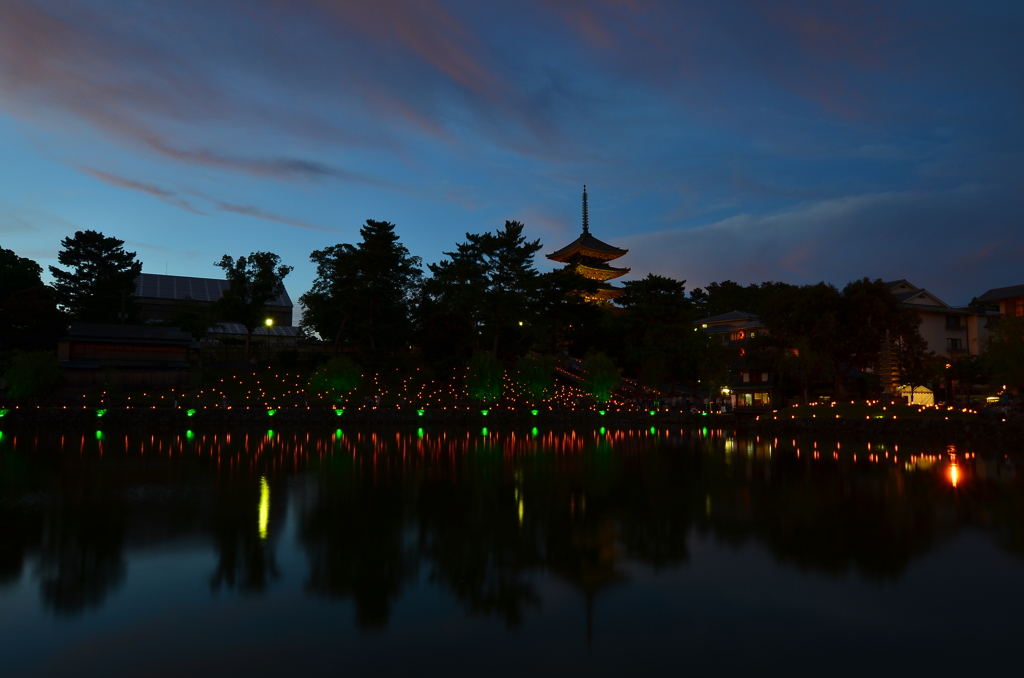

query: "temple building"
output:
546 186 630 303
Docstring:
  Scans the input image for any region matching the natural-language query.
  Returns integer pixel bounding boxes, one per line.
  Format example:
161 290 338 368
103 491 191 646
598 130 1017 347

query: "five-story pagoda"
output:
546 186 630 303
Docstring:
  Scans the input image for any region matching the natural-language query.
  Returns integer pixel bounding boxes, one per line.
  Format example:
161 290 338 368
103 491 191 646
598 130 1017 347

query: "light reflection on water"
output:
0 427 1021 675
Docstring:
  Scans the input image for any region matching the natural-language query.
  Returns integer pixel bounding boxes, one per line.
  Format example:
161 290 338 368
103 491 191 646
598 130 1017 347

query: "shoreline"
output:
1 406 1021 446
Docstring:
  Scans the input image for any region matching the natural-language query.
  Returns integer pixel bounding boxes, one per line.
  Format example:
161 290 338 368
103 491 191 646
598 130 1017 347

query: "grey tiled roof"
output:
134 273 292 308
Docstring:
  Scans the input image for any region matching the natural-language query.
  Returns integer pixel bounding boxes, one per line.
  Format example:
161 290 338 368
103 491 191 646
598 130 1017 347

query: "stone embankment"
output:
0 406 695 430
2 407 1022 445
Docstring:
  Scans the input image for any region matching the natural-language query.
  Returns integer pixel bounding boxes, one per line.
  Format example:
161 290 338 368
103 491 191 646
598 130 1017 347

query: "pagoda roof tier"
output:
579 285 624 302
576 261 630 282
547 231 628 263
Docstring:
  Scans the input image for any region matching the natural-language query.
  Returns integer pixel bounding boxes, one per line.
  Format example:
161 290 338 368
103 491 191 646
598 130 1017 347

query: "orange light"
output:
949 464 959 488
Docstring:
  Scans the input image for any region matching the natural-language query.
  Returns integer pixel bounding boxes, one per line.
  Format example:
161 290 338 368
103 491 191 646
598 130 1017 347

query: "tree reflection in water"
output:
0 428 1021 628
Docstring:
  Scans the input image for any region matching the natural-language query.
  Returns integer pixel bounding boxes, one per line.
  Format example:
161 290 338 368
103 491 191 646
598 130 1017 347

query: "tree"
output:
307 356 363 403
513 353 555 403
689 280 794 318
582 350 620 404
4 351 62 401
300 221 422 355
213 252 292 360
893 330 938 402
425 221 543 358
985 316 1024 392
0 248 66 350
466 351 504 403
613 274 692 392
754 279 922 400
49 231 142 323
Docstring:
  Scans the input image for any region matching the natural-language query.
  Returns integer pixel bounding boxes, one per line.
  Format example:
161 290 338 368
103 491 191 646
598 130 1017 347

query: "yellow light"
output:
949 464 959 488
258 476 270 540
265 318 273 327
518 499 524 525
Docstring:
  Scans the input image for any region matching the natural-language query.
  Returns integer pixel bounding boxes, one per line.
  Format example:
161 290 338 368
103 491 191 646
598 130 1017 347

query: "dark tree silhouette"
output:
49 231 142 323
213 252 292 360
301 220 422 355
0 247 66 350
425 221 543 358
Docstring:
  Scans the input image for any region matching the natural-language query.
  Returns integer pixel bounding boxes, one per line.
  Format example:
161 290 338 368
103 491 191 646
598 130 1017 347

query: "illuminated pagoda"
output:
546 186 630 303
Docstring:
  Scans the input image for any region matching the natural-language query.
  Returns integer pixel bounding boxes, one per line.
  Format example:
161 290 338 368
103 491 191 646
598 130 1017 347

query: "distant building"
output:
695 311 775 409
976 283 1024 319
58 323 199 388
886 280 990 357
133 273 294 328
546 186 630 303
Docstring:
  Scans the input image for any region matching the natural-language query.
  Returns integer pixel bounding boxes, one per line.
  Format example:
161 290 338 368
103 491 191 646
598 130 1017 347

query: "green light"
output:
598 410 606 416
417 427 424 439
96 409 107 418
267 429 275 438
701 412 708 416
650 426 657 435
186 430 195 441
702 427 709 436
531 427 538 436
417 409 425 416
531 409 539 416
599 426 606 435
335 429 343 438
481 409 489 416
649 410 656 416
335 408 344 416
96 430 104 440
482 427 488 436
0 408 8 418
267 409 277 416
186 408 196 417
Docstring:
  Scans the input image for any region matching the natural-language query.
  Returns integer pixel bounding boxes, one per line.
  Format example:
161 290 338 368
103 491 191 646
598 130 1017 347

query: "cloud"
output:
77 166 331 233
212 201 334 233
78 166 206 214
623 185 1024 305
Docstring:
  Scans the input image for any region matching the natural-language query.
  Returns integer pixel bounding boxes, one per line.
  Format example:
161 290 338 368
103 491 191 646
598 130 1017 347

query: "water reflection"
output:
0 427 1021 630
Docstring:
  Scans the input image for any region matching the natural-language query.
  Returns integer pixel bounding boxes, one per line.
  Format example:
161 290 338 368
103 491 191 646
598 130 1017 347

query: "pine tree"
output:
49 231 142 323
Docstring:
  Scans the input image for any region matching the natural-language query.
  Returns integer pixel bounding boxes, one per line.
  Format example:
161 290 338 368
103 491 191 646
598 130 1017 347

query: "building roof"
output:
694 310 760 326
64 323 196 344
546 231 629 262
576 260 630 281
208 323 300 338
977 283 1024 302
134 273 292 308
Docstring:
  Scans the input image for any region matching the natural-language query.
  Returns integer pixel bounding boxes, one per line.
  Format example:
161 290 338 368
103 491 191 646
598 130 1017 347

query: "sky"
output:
1 0 1022 317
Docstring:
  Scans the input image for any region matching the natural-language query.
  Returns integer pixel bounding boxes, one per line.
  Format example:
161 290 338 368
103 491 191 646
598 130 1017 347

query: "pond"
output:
1 427 1021 676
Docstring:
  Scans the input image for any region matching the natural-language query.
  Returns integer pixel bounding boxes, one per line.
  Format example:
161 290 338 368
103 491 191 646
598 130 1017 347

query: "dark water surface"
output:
1 427 1022 676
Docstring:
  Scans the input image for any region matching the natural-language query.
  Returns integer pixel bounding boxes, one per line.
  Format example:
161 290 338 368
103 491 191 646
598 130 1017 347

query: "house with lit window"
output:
694 311 775 410
886 280 990 357
976 284 1024 320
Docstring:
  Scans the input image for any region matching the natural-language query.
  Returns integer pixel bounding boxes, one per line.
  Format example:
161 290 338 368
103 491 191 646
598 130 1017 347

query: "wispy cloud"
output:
623 185 1024 305
77 166 331 233
212 201 334 233
78 166 206 214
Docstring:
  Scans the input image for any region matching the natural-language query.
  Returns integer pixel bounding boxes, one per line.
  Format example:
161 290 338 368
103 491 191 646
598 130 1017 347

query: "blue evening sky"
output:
1 0 1021 313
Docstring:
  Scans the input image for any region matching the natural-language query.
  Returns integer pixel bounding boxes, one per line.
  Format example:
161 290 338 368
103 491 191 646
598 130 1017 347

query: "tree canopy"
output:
424 221 543 359
49 231 142 323
213 252 293 359
1 248 67 350
300 220 422 355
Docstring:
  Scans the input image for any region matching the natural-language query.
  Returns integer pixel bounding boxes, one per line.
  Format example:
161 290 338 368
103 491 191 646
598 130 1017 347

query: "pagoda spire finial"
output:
582 185 589 234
